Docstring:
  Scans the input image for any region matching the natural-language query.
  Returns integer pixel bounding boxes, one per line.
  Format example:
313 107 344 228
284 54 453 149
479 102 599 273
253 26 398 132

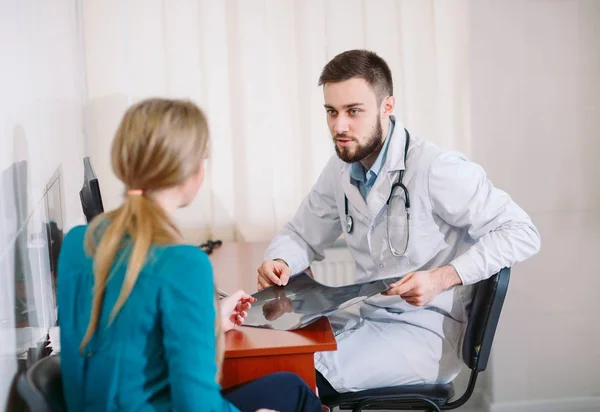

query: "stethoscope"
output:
344 129 411 257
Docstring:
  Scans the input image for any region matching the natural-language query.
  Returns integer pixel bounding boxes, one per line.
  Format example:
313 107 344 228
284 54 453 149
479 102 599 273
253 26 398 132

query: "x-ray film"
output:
243 272 401 331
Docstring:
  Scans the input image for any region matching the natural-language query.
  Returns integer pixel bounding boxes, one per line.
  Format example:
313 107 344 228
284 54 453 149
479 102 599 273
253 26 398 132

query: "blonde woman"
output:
57 98 322 411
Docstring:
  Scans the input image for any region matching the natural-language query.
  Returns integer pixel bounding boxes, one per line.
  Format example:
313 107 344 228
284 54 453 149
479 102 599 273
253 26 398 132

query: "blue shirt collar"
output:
350 118 395 184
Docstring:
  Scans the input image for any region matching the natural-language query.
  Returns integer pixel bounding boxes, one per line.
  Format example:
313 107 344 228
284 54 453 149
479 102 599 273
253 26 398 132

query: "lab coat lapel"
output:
367 173 392 219
341 167 369 220
367 118 407 219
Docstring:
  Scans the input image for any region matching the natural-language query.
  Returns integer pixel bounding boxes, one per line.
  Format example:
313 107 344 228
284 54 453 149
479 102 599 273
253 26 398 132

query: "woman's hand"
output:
256 409 278 412
219 290 256 332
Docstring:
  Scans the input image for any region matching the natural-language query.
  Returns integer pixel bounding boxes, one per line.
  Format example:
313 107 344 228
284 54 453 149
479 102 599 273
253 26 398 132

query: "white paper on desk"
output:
242 272 401 331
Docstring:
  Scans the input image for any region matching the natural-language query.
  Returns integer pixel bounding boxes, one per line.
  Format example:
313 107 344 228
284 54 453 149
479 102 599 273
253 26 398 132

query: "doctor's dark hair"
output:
318 49 393 102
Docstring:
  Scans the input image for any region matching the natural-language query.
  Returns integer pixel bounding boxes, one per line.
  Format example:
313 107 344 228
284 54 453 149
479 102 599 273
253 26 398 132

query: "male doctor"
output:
256 50 541 395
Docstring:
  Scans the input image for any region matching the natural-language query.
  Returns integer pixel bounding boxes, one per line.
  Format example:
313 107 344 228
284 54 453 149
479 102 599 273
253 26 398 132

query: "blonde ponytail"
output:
80 194 181 354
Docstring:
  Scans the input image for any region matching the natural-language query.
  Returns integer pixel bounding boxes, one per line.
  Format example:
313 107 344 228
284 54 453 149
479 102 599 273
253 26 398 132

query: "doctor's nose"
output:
332 117 350 135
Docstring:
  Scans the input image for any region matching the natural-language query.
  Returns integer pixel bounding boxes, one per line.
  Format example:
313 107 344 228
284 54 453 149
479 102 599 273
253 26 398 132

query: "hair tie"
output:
127 189 144 196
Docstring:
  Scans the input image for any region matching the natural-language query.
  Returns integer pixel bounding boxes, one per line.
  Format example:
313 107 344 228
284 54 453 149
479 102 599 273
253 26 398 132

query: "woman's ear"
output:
179 161 206 207
195 158 206 182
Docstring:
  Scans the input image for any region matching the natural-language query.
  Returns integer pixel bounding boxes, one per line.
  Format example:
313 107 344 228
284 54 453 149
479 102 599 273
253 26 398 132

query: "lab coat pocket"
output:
386 195 410 257
387 214 409 257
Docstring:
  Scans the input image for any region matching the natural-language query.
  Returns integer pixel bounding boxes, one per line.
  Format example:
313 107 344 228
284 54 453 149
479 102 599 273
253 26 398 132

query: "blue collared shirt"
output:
350 118 395 199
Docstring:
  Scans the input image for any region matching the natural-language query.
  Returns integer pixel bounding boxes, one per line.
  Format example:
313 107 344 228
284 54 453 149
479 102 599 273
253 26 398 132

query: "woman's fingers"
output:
235 302 252 313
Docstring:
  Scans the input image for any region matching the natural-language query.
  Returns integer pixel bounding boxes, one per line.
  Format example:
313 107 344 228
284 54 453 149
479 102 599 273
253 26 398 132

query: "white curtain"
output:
81 0 469 243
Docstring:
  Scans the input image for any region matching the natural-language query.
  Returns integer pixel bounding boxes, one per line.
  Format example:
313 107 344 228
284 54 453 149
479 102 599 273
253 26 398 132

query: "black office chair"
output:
322 267 511 412
17 355 67 412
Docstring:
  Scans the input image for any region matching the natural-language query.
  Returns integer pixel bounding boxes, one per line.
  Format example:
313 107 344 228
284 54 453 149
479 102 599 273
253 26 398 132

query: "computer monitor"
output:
79 156 104 223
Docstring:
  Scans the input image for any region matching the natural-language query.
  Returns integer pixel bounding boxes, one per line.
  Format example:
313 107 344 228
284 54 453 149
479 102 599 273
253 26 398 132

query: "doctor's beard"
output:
334 116 384 164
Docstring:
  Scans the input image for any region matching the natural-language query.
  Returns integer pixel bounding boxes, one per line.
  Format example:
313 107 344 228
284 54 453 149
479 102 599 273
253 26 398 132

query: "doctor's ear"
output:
381 95 395 117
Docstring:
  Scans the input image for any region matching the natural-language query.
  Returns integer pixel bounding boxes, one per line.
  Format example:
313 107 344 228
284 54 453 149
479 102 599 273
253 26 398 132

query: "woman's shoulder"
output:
149 245 215 300
150 244 213 279
154 243 210 264
60 225 89 258
63 224 88 240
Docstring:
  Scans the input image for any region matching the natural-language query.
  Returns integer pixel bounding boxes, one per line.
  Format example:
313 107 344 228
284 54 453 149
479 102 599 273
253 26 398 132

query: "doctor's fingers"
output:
256 273 276 290
383 280 416 296
271 260 291 285
258 261 288 285
257 276 272 291
389 273 415 289
276 270 290 287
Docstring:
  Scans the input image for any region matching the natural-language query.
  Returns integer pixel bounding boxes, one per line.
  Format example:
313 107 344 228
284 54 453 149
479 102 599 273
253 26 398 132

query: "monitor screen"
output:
79 156 104 223
44 170 64 304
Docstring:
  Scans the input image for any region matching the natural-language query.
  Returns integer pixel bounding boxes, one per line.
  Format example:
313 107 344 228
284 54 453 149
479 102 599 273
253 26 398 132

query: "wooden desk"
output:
210 242 337 392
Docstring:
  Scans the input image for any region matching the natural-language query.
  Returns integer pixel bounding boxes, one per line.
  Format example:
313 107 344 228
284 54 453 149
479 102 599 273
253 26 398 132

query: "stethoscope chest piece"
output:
346 214 354 234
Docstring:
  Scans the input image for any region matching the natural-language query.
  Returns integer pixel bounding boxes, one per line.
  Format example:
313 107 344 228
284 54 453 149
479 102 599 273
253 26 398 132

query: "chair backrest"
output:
462 267 511 372
17 355 67 412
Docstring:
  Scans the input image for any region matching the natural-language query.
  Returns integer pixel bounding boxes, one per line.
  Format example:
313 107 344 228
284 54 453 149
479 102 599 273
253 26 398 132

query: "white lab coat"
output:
265 116 540 392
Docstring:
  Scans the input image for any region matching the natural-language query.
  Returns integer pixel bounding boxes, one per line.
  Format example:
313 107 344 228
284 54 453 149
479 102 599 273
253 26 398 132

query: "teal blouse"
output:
57 225 239 411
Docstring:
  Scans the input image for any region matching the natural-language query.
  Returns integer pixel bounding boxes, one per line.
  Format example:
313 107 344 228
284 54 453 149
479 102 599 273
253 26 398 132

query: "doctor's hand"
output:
219 290 256 332
382 266 462 306
257 259 292 291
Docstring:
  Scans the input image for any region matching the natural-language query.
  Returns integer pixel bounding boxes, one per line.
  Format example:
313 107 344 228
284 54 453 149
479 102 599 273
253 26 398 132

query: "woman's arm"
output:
159 247 240 412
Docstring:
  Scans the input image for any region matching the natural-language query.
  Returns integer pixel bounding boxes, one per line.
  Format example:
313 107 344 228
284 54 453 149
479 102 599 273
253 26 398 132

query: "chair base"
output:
323 370 481 412
323 382 453 412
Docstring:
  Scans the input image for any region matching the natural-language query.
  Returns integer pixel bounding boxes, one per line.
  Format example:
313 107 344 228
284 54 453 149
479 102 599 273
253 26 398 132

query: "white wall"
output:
469 0 600 410
79 0 471 244
0 0 87 409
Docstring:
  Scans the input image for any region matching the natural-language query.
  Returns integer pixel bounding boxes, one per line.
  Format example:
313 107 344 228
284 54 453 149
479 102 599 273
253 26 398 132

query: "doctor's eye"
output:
349 109 361 116
326 109 337 116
